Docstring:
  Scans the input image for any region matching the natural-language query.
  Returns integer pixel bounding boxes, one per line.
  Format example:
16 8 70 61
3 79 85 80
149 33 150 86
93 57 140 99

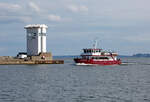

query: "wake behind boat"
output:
74 41 121 65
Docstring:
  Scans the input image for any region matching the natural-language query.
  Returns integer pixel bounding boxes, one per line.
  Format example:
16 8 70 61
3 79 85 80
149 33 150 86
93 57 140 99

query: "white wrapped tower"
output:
24 24 48 56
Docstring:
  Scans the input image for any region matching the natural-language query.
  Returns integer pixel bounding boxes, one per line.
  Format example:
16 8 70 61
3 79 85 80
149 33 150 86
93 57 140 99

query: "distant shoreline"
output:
132 53 150 57
53 54 150 58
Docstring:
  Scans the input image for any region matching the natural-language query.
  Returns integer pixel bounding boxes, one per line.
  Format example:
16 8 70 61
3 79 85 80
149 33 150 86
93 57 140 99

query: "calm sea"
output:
0 57 150 102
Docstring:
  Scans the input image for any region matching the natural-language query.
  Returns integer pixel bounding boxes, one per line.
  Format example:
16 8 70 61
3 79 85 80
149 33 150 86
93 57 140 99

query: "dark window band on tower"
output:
39 33 46 36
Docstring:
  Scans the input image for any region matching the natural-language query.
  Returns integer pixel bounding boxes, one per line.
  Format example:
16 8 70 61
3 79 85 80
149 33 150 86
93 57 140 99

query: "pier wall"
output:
0 60 64 65
0 53 64 65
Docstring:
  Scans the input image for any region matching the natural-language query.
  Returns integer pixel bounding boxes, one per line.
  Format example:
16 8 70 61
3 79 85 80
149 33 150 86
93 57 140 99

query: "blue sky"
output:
0 0 150 56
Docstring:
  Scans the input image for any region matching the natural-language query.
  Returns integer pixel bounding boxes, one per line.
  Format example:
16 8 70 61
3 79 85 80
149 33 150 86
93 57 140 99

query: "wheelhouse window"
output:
92 57 109 59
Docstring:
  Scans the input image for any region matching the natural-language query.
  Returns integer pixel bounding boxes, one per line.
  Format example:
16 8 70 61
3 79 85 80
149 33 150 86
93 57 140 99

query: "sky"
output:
0 0 150 56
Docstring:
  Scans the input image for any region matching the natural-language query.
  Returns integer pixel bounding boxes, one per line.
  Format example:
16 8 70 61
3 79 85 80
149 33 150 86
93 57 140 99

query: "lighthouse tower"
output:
24 24 48 56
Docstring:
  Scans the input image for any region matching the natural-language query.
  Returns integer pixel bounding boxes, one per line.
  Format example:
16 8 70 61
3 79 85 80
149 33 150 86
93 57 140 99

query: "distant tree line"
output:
132 53 150 57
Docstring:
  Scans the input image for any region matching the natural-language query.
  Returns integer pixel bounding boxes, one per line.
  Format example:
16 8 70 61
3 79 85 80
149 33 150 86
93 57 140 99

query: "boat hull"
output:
74 58 121 65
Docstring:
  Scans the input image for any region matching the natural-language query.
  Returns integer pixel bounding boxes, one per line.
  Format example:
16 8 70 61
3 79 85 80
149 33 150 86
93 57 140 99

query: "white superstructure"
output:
24 24 48 56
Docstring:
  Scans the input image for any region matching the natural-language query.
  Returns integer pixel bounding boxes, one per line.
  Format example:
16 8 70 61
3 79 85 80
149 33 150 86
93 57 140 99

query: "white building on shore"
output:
24 24 48 56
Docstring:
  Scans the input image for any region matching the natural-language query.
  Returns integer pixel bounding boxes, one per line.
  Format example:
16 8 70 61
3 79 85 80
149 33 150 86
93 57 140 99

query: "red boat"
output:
74 41 121 65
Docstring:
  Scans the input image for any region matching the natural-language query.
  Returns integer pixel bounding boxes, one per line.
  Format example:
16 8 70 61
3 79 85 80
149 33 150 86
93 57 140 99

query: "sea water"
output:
0 57 150 102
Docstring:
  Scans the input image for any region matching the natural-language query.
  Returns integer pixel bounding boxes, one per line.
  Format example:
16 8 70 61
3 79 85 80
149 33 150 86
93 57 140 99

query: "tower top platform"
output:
24 24 48 29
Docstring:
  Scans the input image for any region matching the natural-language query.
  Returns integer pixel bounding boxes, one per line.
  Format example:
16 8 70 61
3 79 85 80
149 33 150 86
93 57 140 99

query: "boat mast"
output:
93 40 97 49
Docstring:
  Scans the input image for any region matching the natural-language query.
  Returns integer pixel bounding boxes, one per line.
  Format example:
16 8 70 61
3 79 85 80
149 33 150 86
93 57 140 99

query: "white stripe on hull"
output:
76 63 93 66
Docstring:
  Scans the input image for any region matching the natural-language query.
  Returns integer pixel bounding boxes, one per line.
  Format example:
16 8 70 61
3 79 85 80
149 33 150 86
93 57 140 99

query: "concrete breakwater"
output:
0 59 64 65
0 53 64 65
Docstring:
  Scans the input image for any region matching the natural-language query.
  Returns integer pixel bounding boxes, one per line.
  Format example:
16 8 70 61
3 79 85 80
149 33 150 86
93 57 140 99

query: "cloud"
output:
80 6 88 12
19 16 32 23
0 2 21 12
67 5 78 12
29 2 40 13
0 16 32 24
0 2 31 23
67 5 88 13
48 14 62 22
124 34 150 43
